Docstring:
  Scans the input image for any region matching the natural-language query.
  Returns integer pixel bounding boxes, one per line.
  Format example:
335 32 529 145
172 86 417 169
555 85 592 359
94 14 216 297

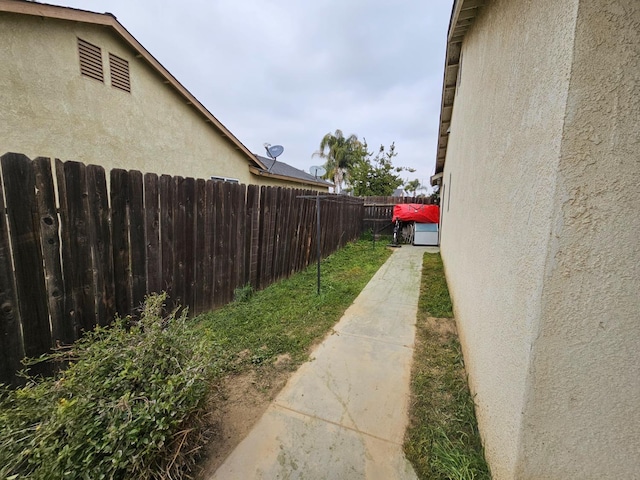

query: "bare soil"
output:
424 316 458 339
195 353 295 479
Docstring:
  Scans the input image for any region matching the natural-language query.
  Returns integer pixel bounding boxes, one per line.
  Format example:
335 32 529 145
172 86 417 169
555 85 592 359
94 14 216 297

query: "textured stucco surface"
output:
440 0 578 477
441 0 640 478
517 1 640 478
0 13 260 184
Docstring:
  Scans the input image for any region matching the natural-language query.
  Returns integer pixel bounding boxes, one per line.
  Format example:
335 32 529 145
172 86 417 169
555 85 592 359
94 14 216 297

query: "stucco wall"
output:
517 1 640 478
249 172 331 192
0 13 255 184
440 0 578 477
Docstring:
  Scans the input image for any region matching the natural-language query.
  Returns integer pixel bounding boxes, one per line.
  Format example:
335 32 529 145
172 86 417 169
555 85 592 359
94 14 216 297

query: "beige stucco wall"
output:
249 171 330 192
441 0 640 478
0 12 256 184
517 1 640 478
440 0 578 477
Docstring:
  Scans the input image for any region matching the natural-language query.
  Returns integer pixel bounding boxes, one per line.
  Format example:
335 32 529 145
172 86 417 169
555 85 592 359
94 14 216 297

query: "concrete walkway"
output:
211 245 437 480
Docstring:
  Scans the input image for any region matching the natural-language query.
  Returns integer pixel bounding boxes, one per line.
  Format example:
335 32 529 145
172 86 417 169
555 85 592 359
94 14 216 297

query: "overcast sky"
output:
46 0 453 191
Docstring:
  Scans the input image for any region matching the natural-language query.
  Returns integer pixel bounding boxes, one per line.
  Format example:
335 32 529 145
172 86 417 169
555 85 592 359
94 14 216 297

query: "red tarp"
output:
392 204 440 224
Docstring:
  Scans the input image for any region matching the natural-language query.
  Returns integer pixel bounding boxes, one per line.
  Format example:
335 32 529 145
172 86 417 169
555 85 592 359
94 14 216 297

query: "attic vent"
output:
78 38 103 82
109 53 130 93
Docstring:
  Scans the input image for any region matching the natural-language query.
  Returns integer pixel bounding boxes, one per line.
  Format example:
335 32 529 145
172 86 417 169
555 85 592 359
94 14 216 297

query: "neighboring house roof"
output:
431 0 485 186
250 155 333 189
0 0 266 171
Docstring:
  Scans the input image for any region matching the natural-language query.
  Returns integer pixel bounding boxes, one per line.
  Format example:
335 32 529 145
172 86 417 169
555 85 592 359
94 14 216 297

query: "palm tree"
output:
312 129 364 193
404 179 422 196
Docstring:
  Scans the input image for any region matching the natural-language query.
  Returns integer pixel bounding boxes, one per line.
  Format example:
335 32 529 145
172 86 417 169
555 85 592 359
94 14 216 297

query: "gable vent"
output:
77 38 103 82
109 53 130 93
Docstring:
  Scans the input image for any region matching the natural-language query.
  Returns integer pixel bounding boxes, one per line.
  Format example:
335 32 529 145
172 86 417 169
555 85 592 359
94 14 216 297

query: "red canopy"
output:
392 204 440 224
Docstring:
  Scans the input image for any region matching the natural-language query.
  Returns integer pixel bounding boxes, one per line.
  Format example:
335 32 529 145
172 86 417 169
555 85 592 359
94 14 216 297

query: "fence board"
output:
228 183 242 292
172 177 186 309
271 188 282 280
203 180 215 309
183 177 196 311
212 181 225 307
128 171 146 313
33 158 69 343
86 164 114 327
0 156 24 385
236 185 247 287
194 179 206 315
1 153 50 376
110 169 131 317
245 184 260 288
301 191 315 269
262 187 277 288
282 188 295 278
159 175 175 311
222 182 234 304
144 173 161 295
64 161 97 331
299 189 312 271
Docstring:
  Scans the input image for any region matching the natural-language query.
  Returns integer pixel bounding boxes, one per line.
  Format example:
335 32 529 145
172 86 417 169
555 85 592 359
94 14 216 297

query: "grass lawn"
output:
196 237 393 371
404 253 491 480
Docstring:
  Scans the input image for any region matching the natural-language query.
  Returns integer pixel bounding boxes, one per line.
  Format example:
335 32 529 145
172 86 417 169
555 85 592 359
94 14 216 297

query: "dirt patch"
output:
195 354 294 478
424 316 457 340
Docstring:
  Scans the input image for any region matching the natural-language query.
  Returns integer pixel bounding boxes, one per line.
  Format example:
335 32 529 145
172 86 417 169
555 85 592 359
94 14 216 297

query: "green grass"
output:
196 238 392 370
0 238 392 480
418 253 454 318
405 253 490 480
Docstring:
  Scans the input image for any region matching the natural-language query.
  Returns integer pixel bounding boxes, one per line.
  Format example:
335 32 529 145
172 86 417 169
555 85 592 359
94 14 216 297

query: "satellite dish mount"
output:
309 165 326 179
264 143 284 173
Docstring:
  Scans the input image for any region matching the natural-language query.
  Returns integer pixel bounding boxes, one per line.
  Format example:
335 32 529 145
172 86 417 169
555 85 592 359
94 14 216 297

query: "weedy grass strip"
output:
404 253 490 480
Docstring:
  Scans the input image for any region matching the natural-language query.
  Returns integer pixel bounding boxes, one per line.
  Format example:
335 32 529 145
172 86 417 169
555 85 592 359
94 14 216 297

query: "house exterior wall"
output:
441 0 640 478
517 1 640 478
249 172 331 192
439 0 578 477
0 13 254 184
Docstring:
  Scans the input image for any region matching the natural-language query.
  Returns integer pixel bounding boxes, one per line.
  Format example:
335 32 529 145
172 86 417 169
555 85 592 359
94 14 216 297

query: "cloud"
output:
45 0 453 184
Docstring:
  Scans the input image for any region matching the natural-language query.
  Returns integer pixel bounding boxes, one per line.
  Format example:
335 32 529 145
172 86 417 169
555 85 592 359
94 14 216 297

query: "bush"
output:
0 293 217 480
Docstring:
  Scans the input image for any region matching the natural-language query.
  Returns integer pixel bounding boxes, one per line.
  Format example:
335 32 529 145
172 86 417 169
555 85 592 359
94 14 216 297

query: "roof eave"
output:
0 0 266 170
432 0 485 186
248 166 332 188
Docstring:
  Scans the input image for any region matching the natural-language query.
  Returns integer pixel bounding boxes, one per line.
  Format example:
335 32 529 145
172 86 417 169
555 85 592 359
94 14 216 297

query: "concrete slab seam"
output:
271 403 406 447
332 330 416 350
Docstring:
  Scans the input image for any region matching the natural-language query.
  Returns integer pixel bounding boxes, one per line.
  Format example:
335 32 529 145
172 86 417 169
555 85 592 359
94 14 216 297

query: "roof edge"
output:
432 0 485 186
248 166 332 188
0 0 266 170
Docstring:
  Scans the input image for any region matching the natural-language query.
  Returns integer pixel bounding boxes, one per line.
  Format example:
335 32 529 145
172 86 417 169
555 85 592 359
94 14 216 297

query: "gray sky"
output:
47 0 453 191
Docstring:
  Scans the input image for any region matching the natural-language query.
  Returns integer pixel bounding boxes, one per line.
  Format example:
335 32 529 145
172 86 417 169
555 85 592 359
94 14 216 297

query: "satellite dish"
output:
309 165 326 178
265 144 284 159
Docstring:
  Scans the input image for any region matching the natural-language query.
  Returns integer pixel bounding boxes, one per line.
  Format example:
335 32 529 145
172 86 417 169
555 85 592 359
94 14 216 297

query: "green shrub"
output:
0 293 217 480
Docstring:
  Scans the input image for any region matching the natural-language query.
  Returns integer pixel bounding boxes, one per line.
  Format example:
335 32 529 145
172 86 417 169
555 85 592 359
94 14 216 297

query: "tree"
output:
349 142 415 197
404 179 422 196
312 129 365 193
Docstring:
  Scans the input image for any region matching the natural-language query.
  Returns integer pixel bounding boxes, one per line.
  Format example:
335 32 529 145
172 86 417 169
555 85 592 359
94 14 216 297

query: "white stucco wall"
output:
439 0 579 477
441 0 640 478
0 12 256 184
517 1 640 478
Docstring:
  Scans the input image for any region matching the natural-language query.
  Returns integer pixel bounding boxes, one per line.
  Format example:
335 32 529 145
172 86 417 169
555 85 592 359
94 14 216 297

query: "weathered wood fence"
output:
0 153 363 385
362 196 434 233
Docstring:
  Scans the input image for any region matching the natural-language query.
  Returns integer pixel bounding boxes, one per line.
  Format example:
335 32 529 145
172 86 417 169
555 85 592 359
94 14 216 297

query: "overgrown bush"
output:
0 293 217 480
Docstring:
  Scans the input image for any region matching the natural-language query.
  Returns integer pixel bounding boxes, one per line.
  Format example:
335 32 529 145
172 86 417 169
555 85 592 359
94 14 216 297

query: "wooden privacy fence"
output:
0 153 363 385
362 196 434 233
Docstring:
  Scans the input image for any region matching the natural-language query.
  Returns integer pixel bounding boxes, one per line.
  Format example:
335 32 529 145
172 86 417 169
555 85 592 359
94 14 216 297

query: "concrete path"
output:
211 245 437 480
